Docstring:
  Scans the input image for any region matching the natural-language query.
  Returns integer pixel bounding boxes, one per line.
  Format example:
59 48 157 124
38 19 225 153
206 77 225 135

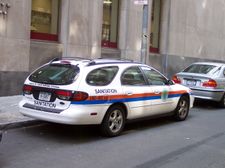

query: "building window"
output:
150 0 161 53
102 0 119 48
31 0 59 41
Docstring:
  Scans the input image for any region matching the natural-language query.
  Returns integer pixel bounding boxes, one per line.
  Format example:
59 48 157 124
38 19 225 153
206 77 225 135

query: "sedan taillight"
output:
172 75 181 84
202 79 217 88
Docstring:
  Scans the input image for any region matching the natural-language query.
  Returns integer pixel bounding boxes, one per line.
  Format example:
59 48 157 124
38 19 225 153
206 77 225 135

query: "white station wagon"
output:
19 58 194 136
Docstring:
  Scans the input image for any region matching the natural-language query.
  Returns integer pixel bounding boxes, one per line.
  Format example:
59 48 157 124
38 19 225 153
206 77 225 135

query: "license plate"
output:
38 92 51 101
34 100 56 108
186 80 196 86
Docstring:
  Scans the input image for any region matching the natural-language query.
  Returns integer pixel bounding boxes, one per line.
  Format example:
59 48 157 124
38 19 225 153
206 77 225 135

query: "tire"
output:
174 96 189 121
101 105 125 137
219 93 225 108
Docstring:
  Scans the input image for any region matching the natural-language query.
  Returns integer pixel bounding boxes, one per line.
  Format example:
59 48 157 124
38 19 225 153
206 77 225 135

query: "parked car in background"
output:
172 62 225 107
19 58 194 137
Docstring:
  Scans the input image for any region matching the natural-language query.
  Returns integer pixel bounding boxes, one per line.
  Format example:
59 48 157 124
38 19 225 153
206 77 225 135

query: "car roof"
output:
191 62 225 67
49 57 143 67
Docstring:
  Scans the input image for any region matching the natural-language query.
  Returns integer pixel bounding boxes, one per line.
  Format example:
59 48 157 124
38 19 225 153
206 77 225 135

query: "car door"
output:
121 66 152 119
140 66 176 114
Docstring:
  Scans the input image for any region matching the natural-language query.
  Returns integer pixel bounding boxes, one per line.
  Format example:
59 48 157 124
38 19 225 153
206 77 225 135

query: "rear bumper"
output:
191 88 224 102
19 101 108 125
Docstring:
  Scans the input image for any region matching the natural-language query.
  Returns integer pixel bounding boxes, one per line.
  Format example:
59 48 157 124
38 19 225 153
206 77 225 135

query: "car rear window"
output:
86 66 118 86
29 64 79 85
183 64 216 74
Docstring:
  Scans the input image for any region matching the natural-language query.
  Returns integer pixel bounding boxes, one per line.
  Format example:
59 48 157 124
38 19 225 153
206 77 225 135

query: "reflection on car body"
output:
19 58 194 137
173 62 225 107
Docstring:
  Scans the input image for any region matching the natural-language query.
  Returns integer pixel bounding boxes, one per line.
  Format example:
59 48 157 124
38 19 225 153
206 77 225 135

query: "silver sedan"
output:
172 62 225 107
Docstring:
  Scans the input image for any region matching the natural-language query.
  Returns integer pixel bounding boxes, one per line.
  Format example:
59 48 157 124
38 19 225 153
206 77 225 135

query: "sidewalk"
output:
0 95 39 130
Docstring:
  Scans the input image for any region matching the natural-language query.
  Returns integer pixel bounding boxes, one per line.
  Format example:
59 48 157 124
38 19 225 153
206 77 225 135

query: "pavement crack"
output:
135 132 225 168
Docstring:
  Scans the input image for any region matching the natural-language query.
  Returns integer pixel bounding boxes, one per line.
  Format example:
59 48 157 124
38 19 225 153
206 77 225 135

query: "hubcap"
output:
108 110 123 133
178 100 188 118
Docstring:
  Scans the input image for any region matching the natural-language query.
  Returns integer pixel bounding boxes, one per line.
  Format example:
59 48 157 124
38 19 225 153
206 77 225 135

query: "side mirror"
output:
166 79 174 85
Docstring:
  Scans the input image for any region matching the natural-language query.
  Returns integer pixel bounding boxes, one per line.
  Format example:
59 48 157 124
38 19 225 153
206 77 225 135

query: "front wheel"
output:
101 105 125 137
174 96 189 121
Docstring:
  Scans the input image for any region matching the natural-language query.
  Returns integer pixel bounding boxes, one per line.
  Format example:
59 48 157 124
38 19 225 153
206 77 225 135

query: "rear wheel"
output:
219 93 225 108
101 105 125 137
174 96 189 121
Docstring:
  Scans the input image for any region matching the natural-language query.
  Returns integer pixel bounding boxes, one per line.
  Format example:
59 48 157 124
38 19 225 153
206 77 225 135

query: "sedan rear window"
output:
183 64 216 74
29 64 79 85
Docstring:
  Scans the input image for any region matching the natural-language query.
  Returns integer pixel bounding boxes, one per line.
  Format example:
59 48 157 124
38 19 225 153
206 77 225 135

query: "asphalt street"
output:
0 101 225 168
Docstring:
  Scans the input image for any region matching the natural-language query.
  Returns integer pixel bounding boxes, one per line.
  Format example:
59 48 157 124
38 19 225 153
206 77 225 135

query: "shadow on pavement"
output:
10 116 177 144
194 99 222 109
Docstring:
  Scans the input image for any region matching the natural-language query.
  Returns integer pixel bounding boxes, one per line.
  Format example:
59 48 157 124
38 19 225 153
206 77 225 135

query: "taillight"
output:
71 91 89 101
55 90 89 101
55 90 72 100
172 75 181 84
202 79 217 88
23 85 32 95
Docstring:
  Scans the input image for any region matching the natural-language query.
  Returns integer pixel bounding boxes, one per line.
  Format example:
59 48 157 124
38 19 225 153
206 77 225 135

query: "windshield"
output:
183 64 216 74
29 64 79 85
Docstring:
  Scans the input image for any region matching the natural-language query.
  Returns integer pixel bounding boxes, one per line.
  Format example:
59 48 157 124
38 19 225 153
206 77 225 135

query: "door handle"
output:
125 91 133 95
154 90 161 94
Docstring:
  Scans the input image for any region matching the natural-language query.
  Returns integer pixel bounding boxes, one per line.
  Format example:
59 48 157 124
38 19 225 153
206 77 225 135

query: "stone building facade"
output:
0 0 225 96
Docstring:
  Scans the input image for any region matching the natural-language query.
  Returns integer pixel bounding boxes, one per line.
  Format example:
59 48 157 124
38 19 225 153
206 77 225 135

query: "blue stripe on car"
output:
71 94 182 105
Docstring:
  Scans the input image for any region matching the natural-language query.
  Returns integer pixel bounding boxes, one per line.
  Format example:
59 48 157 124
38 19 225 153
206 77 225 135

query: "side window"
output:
86 66 118 86
141 67 168 85
121 67 147 86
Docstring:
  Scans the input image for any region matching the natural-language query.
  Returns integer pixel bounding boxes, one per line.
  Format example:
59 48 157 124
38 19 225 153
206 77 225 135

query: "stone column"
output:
0 0 30 72
61 0 103 59
119 0 152 62
0 0 31 96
